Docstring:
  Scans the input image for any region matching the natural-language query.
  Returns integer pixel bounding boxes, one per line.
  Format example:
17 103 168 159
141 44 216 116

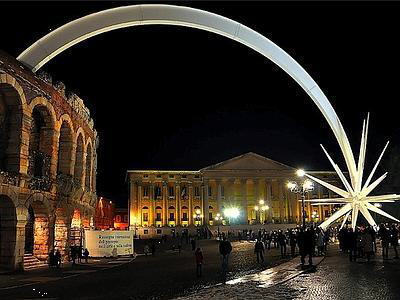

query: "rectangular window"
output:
143 186 149 197
144 229 148 234
156 229 162 234
169 213 175 221
116 215 121 222
221 186 225 197
155 186 162 197
169 174 174 179
143 213 148 222
182 175 187 178
194 186 200 197
156 213 162 221
209 212 213 220
208 186 212 197
169 186 174 197
156 174 162 178
143 174 148 178
194 175 200 179
123 215 128 222
182 212 188 221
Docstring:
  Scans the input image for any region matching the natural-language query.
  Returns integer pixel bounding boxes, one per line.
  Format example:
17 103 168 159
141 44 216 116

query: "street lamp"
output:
194 209 202 226
214 213 224 238
254 199 269 224
223 207 240 225
287 169 314 228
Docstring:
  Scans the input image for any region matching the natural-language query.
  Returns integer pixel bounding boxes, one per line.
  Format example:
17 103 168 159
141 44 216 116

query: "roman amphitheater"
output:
0 50 98 270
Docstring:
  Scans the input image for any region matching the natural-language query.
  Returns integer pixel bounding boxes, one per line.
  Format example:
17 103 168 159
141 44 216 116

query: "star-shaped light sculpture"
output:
302 114 400 231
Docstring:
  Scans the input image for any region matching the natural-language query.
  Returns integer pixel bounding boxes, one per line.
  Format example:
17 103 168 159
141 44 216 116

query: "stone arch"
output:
0 80 26 173
17 4 358 180
57 119 74 176
53 205 69 259
74 133 84 186
28 99 57 180
0 195 17 268
24 199 50 260
84 140 93 191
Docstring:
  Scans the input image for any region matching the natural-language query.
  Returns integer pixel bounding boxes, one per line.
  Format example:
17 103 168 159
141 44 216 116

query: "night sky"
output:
2 1 400 208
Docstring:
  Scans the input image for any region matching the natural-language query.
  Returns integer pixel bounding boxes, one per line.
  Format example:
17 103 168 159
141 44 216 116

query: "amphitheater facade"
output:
0 50 98 270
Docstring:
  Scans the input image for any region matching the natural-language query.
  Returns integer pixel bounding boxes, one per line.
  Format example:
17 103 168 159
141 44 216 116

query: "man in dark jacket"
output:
219 236 232 270
254 239 265 263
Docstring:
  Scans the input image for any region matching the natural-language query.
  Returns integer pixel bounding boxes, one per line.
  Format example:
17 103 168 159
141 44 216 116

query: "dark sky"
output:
2 1 400 208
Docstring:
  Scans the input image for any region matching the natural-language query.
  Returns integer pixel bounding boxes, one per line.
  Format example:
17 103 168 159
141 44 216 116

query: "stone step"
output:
24 254 48 270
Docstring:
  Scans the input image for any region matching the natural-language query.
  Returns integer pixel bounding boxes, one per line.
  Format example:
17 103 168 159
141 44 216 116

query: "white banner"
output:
84 230 134 257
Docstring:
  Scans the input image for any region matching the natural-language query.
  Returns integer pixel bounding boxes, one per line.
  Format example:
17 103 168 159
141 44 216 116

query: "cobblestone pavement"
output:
0 240 291 299
176 244 400 300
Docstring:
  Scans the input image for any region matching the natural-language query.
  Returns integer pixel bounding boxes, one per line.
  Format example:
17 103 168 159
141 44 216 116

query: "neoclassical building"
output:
128 152 342 237
0 50 98 270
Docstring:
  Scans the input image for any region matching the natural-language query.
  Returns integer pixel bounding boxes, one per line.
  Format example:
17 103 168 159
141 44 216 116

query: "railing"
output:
0 170 18 186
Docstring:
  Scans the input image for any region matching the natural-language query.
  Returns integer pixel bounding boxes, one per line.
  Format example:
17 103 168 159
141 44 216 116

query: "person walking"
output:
83 248 89 263
378 224 389 259
55 249 61 268
390 224 399 259
71 246 77 265
144 244 150 256
277 230 287 258
219 236 232 271
316 228 325 256
348 228 357 262
289 229 297 257
363 227 374 262
254 239 265 263
195 247 203 277
191 238 196 251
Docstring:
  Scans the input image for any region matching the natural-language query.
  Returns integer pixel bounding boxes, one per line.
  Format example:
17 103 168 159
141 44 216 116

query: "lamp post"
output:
287 169 314 228
214 213 224 238
254 199 269 224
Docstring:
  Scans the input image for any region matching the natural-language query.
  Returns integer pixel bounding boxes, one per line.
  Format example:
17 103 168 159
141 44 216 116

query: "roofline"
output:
127 170 201 174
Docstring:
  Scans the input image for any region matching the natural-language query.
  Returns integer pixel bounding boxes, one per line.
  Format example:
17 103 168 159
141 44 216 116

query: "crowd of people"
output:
337 223 399 262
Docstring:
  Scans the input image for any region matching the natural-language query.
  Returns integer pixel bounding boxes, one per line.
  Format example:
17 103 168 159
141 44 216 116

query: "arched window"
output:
57 121 73 175
0 84 23 173
74 134 84 184
85 143 92 190
28 105 54 178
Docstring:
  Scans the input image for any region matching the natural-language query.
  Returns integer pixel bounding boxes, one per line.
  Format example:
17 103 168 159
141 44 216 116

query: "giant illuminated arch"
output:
20 4 398 231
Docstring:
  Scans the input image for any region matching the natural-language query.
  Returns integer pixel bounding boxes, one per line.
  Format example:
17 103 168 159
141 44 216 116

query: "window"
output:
143 174 148 178
194 186 200 197
208 186 212 197
144 229 148 234
182 175 187 178
143 186 149 197
169 213 175 221
156 174 162 178
209 213 213 220
116 215 121 222
182 212 188 221
221 186 225 197
156 213 162 221
169 186 174 197
194 175 200 179
169 174 174 179
157 229 162 234
124 215 128 223
155 186 162 197
143 213 148 222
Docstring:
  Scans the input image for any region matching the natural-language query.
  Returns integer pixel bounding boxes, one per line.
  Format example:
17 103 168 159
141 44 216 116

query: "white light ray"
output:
366 202 400 223
340 211 351 230
302 198 352 202
352 204 359 230
305 173 349 198
319 203 352 231
359 204 377 228
320 144 354 195
362 141 389 190
361 172 387 197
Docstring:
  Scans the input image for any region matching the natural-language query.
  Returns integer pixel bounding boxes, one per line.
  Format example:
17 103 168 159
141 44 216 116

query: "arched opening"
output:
168 206 175 227
142 206 149 226
70 209 82 247
28 105 54 184
74 134 84 186
0 84 23 174
57 121 73 176
0 195 17 269
155 206 162 227
181 206 188 227
85 143 92 191
25 201 50 261
54 207 68 260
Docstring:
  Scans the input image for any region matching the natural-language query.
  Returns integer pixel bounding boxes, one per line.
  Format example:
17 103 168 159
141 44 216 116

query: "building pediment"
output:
201 152 294 172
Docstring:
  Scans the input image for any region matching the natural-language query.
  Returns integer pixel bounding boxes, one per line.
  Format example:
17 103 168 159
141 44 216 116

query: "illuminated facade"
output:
128 153 342 236
0 50 98 270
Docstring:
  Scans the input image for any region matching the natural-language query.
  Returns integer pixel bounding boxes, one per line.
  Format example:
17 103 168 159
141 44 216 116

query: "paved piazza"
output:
1 240 399 299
